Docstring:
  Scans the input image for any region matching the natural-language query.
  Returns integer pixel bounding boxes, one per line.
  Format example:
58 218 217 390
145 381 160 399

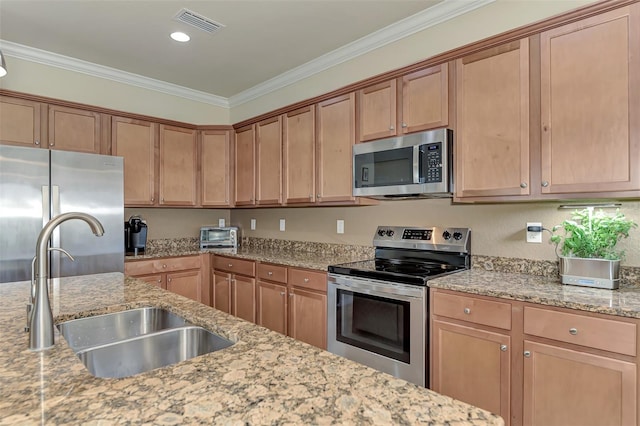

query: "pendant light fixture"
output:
0 49 7 77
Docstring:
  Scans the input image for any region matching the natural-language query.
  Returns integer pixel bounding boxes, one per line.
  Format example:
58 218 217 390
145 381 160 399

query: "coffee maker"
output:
125 215 148 255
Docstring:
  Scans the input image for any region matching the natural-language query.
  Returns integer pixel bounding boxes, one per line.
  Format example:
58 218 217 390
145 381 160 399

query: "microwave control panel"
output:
422 142 442 183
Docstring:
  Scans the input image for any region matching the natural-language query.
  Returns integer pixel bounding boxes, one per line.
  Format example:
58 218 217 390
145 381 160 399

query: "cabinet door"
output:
234 124 255 206
316 93 356 203
166 269 203 304
256 280 287 335
283 105 315 204
233 274 256 323
112 117 157 206
255 116 282 205
159 125 197 206
289 287 326 349
212 270 232 315
400 64 448 134
431 320 511 423
540 5 640 194
136 274 165 289
0 96 42 148
523 340 636 426
48 105 102 153
357 80 397 142
201 129 231 206
456 40 530 198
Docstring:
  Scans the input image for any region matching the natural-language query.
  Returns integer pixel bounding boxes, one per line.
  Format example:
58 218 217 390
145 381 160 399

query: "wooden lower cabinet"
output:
289 287 327 349
257 280 288 334
431 289 640 426
124 255 207 305
212 269 256 323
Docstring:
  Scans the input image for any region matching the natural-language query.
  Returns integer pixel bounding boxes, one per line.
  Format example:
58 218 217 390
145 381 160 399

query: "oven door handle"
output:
329 279 425 300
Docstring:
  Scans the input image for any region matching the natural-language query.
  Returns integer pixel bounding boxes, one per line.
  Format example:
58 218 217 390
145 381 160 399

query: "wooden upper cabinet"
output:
48 105 102 154
357 80 397 142
400 64 449 134
540 4 640 194
234 124 256 206
455 40 530 199
357 63 449 142
283 105 316 204
159 125 197 206
200 129 231 207
0 96 43 148
255 116 283 205
111 116 157 206
316 93 356 203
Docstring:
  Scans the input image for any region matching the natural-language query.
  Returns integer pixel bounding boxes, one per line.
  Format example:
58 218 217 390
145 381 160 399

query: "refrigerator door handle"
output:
41 185 50 228
51 185 61 278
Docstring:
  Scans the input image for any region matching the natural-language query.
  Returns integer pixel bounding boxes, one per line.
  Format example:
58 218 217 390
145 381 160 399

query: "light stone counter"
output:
429 269 640 319
0 272 502 425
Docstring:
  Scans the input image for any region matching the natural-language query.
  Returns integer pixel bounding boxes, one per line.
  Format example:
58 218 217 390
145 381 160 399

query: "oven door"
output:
327 273 427 387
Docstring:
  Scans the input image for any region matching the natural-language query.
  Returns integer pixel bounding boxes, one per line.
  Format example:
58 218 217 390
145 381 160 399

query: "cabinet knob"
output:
524 351 531 358
304 278 309 283
162 264 167 268
157 279 161 283
289 293 294 298
35 140 40 146
280 292 285 296
317 194 321 199
389 125 395 131
49 142 54 146
309 195 313 200
463 307 471 315
167 277 171 282
151 197 154 202
541 181 549 187
228 263 233 268
520 182 527 189
569 328 578 335
268 271 273 276
500 345 508 352
401 123 407 128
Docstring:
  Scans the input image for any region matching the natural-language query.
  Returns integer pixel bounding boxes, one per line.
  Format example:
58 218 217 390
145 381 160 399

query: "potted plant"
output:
550 208 637 289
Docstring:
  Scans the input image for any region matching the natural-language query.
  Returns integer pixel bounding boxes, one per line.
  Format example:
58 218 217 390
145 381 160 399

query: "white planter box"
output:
559 256 620 290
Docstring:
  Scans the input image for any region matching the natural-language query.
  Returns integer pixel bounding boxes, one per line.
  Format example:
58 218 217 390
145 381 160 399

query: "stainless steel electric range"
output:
327 225 471 387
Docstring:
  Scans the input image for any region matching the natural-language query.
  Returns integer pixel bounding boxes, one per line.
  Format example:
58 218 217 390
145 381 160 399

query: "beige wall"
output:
231 201 640 266
0 58 230 125
230 0 599 122
124 208 230 240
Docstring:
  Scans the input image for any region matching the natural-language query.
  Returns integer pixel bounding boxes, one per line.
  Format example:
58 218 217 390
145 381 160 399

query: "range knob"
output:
442 230 451 240
385 229 395 237
377 229 386 237
453 232 463 241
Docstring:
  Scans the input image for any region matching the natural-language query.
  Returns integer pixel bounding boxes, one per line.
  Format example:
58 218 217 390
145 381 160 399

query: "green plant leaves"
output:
551 209 637 260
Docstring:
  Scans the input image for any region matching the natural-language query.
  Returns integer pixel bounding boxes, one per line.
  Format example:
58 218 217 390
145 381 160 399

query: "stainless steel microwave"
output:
353 128 453 199
199 226 240 250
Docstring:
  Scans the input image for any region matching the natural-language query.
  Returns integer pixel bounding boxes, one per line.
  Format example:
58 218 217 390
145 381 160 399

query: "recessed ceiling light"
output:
170 32 190 42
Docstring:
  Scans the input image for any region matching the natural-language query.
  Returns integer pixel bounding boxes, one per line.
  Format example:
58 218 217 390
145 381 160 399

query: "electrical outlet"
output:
279 219 285 232
250 219 256 230
526 222 542 243
218 218 225 227
337 220 344 234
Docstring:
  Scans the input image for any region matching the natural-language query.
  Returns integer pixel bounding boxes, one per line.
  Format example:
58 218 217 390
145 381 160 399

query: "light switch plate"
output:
218 218 225 227
337 220 344 234
250 219 256 230
279 219 285 232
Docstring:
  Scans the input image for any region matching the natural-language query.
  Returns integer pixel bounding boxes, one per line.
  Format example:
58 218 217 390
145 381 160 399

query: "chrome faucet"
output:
29 212 104 351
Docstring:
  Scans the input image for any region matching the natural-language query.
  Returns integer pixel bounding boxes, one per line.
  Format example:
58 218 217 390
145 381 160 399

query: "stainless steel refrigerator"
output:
0 144 124 283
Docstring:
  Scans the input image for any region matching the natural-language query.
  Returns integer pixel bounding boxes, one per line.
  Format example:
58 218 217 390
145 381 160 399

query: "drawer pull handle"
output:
500 345 507 352
463 308 471 315
268 271 273 276
569 328 578 335
304 278 309 283
228 263 233 268
524 351 531 358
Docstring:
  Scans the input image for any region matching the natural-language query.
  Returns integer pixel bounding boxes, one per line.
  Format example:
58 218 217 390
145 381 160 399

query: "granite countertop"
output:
125 246 373 272
429 268 640 319
0 273 503 425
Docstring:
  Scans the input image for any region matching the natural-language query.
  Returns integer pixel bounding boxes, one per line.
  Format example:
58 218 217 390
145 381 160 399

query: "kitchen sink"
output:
57 307 192 351
75 326 234 378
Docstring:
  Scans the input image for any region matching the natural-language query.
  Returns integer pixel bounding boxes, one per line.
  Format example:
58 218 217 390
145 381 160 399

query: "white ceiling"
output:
0 0 491 105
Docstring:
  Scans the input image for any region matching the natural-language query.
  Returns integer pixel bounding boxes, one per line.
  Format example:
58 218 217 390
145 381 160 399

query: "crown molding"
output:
228 0 495 108
0 0 494 110
0 40 230 108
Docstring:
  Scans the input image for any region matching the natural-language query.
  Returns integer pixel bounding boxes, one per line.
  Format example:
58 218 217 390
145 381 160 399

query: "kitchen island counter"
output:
0 272 502 425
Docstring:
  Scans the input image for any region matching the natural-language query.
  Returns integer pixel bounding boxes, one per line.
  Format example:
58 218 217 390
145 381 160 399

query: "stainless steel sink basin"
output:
76 326 233 378
58 307 192 351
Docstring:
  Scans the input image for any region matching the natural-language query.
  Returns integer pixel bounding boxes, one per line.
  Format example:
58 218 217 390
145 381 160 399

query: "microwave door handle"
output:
414 145 423 184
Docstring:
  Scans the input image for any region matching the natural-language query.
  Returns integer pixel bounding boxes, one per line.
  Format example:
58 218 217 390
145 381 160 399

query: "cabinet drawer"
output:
257 263 287 283
524 306 637 356
213 255 255 276
289 268 326 293
125 256 201 276
432 291 512 330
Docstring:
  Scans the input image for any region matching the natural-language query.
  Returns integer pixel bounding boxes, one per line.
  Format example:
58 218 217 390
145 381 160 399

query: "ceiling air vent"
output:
173 8 225 34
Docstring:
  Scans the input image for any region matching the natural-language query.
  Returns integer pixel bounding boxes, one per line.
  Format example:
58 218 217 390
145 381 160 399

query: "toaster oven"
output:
199 226 240 250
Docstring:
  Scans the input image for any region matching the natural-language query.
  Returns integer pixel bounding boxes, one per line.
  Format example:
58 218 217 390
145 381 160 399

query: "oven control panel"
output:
373 226 470 253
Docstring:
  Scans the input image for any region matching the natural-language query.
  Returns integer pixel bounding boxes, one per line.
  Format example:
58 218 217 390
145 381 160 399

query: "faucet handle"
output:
49 247 75 262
